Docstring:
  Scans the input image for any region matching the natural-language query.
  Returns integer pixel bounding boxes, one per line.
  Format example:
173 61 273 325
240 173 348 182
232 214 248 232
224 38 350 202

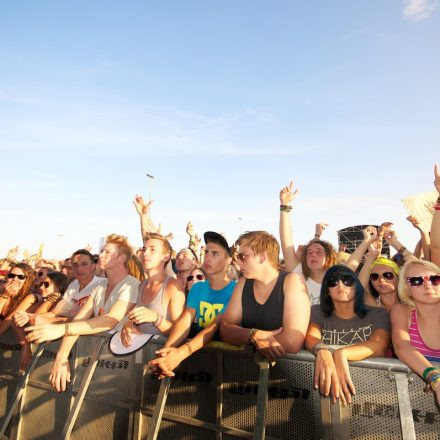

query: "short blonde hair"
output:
236 231 279 269
143 232 173 267
398 257 440 308
106 234 133 268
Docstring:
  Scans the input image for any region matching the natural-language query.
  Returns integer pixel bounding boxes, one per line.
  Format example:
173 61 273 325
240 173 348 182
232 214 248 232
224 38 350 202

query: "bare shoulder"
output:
284 271 307 289
390 303 410 322
166 277 184 292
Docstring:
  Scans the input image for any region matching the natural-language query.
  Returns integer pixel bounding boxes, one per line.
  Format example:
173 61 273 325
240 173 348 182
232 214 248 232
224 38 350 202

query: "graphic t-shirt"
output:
186 280 236 330
310 305 390 348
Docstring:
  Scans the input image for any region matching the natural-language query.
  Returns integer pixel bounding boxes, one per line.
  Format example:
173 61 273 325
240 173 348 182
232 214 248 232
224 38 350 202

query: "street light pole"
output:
146 173 155 220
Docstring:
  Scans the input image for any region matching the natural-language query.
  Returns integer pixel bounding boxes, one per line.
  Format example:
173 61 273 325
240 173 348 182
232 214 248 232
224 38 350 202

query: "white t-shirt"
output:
90 275 139 329
58 275 104 317
294 264 322 305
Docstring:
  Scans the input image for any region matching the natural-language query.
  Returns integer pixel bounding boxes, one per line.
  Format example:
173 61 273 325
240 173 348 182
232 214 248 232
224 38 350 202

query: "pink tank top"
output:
408 309 440 362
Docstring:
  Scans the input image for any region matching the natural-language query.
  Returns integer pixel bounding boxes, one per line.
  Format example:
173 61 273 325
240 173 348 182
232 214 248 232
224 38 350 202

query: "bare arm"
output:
275 273 310 353
0 295 36 336
344 226 378 272
431 164 440 266
359 240 383 307
279 181 300 271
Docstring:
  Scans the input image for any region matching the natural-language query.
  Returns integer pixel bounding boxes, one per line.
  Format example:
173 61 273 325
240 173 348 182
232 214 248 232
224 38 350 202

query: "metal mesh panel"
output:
0 377 19 436
144 340 217 424
265 358 318 439
349 366 403 439
71 399 130 440
407 372 440 440
0 330 23 375
75 335 141 402
19 384 71 439
221 350 259 433
141 415 217 440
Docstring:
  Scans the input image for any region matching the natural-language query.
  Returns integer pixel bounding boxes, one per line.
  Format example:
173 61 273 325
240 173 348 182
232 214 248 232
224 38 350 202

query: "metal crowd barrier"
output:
1 329 439 439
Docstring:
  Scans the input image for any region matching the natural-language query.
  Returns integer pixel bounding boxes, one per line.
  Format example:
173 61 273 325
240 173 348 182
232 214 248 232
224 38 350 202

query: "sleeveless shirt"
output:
241 272 287 331
409 309 440 362
136 276 171 335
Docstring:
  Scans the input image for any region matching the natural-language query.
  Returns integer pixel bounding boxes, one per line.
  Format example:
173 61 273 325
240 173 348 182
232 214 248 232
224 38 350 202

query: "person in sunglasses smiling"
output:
391 258 440 405
305 265 390 405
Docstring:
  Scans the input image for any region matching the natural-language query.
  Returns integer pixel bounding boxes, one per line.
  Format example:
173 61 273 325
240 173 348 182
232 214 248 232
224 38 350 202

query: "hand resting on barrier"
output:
121 319 142 347
49 357 71 392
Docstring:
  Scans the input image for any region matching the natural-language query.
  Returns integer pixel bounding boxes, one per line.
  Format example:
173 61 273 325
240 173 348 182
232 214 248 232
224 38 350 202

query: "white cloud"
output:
403 0 437 21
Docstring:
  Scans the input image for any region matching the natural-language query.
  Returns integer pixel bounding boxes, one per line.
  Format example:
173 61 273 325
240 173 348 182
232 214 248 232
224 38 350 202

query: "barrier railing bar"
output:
319 396 332 440
330 402 350 440
133 364 148 440
141 408 280 440
216 350 223 440
0 343 46 439
394 373 417 440
61 337 106 439
254 355 270 440
146 376 171 440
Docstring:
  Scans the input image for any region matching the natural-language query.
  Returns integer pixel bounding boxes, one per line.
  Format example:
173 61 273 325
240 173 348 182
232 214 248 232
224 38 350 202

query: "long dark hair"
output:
47 271 70 295
7 263 35 311
320 265 366 318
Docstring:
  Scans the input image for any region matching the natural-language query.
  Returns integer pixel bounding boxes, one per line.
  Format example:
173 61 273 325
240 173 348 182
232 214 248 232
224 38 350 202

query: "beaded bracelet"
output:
422 366 437 380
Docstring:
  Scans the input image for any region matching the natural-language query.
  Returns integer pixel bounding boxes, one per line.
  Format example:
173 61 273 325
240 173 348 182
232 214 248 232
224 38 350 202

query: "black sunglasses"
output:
41 281 51 289
7 273 26 280
326 275 356 288
406 275 440 287
370 272 395 282
187 274 204 283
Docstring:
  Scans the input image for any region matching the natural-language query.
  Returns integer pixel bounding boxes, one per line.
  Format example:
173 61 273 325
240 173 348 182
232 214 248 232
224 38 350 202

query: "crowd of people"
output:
1 165 440 410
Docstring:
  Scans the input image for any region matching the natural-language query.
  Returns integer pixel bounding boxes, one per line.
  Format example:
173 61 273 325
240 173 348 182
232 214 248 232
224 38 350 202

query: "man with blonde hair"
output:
220 230 310 361
26 234 139 392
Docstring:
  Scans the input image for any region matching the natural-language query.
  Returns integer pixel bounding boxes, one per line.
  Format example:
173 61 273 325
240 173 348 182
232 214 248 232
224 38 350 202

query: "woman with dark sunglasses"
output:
0 263 35 321
185 267 206 296
391 258 440 405
305 265 390 405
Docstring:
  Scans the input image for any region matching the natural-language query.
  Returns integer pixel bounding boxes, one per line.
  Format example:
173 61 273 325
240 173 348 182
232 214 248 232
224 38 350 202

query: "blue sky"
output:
1 0 439 259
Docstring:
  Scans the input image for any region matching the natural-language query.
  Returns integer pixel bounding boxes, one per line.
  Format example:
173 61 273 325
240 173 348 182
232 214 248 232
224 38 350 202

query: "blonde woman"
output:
391 258 440 404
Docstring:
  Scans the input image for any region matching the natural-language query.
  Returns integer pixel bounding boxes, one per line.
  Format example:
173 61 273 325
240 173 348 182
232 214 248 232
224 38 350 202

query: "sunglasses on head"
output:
406 275 440 287
7 273 26 280
187 274 204 283
370 272 395 282
326 275 356 288
37 271 45 277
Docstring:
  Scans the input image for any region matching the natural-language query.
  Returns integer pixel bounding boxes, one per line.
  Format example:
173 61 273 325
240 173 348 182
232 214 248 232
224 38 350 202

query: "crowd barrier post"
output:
254 354 271 440
394 372 416 440
0 343 46 439
146 376 172 440
61 336 106 439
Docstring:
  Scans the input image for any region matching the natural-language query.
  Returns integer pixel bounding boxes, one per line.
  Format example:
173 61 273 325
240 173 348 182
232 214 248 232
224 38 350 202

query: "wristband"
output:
397 245 406 254
314 234 320 239
64 323 72 336
313 343 334 356
280 204 292 212
423 366 437 380
248 328 258 342
184 342 193 355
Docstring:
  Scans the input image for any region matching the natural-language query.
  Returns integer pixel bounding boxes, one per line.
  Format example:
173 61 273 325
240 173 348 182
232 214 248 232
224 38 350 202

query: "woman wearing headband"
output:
391 258 440 405
305 265 390 405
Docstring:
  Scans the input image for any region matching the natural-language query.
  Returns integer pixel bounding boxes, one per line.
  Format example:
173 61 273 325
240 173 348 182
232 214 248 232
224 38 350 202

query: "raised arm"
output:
279 181 300 271
345 226 378 272
384 229 414 261
133 195 161 240
431 164 440 266
407 215 430 260
358 239 382 307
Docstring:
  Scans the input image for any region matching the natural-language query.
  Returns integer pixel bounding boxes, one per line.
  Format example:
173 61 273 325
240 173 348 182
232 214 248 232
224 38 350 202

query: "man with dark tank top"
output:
149 231 235 378
121 233 185 346
220 231 310 361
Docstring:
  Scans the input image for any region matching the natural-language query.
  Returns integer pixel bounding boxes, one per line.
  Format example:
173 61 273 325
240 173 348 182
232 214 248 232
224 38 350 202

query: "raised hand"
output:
384 230 400 249
186 221 195 236
6 246 19 260
434 164 440 194
368 239 382 259
279 181 299 205
133 195 153 216
315 223 329 237
406 215 422 231
362 226 378 242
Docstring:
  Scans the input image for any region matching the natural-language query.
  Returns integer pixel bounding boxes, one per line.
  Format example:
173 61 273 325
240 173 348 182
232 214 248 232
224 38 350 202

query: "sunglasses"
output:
37 271 45 277
237 253 252 262
406 275 440 287
7 273 26 280
187 274 204 282
327 275 356 288
41 281 51 289
370 272 395 282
